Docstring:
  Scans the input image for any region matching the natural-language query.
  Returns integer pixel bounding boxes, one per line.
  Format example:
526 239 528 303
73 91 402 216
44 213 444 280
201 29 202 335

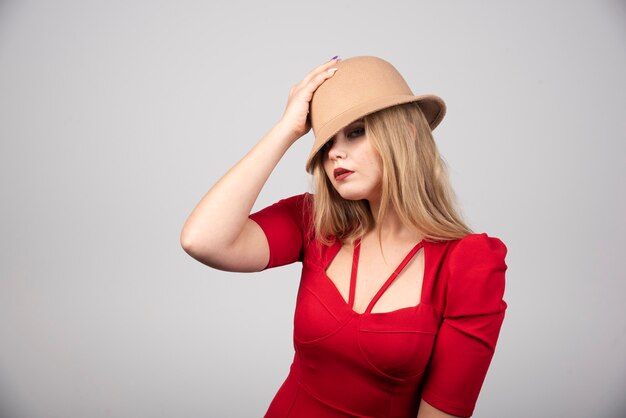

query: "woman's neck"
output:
367 199 423 244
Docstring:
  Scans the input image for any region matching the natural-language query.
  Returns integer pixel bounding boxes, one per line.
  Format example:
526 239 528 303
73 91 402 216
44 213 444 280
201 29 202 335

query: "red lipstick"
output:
333 167 354 180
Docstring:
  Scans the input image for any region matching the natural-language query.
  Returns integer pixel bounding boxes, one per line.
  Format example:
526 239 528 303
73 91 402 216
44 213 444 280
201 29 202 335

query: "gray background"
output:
1 1 625 417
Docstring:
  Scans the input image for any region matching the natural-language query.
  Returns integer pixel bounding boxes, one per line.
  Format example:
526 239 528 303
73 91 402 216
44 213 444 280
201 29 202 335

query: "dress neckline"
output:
323 237 427 315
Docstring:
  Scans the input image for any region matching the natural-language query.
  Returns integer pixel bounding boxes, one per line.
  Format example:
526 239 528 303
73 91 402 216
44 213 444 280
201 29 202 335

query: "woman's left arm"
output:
419 233 508 417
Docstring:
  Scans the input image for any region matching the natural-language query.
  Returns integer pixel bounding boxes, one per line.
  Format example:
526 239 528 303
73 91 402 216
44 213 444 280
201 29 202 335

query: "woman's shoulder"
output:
431 233 508 314
431 232 508 272
431 232 506 251
447 232 507 257
259 192 315 237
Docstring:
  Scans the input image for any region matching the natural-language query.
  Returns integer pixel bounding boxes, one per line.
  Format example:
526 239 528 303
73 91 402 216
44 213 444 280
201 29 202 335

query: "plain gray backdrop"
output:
1 1 625 417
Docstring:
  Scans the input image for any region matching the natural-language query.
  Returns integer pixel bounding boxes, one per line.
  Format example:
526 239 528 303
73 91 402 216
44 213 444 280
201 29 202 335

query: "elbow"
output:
180 236 193 256
180 232 208 264
179 228 224 268
179 228 207 258
179 227 195 253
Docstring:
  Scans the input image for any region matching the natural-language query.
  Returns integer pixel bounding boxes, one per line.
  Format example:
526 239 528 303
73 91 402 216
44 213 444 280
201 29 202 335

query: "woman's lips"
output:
334 167 354 180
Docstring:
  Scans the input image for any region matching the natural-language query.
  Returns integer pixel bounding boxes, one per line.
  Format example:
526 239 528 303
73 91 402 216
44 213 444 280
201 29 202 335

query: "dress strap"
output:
365 240 425 314
348 238 361 309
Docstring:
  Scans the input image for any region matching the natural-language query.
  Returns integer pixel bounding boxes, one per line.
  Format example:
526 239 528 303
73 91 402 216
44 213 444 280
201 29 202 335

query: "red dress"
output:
249 193 508 418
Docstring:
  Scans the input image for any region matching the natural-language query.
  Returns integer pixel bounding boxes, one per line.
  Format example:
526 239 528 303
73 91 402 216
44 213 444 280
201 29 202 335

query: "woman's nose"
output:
327 140 346 160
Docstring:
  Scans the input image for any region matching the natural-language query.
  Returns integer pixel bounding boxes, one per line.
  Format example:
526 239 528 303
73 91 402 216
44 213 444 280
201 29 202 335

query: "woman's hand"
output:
277 57 340 141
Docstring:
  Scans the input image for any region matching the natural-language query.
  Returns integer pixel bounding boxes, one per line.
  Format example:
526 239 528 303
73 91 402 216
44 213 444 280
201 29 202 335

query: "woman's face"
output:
322 118 383 203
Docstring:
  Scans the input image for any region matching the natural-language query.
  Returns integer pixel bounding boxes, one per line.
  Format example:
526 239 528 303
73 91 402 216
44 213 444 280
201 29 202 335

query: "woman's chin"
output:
334 188 369 202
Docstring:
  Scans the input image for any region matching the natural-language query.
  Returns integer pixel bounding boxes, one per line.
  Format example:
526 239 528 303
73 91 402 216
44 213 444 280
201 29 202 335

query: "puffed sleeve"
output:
421 233 508 417
248 193 313 270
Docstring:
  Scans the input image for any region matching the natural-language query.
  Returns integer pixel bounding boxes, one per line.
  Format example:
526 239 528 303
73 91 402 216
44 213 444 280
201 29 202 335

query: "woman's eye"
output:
348 127 365 138
322 139 335 151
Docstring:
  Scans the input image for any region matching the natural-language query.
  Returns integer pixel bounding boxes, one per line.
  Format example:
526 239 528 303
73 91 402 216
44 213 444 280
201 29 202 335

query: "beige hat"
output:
306 56 446 173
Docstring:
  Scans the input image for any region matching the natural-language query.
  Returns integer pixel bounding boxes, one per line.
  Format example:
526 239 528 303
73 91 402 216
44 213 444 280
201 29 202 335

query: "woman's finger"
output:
298 56 340 88
298 65 338 101
291 62 339 101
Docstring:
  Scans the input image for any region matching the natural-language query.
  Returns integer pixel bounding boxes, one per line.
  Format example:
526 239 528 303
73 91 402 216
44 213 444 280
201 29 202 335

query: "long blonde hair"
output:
309 101 473 245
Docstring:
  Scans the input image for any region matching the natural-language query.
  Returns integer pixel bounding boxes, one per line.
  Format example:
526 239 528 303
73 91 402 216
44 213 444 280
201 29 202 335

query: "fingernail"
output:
330 55 340 61
327 68 338 74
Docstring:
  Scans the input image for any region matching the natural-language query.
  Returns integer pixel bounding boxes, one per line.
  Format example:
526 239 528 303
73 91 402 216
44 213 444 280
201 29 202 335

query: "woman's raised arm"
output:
180 57 340 272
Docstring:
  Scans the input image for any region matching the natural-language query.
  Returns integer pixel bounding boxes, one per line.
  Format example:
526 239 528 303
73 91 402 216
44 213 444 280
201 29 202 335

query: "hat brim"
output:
305 94 445 173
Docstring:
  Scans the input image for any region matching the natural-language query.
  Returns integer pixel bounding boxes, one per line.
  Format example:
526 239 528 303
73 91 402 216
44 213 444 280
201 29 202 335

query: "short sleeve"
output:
421 233 508 417
248 193 312 270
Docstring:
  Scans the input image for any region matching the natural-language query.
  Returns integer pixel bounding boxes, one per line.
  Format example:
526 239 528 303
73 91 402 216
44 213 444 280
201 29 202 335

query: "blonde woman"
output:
180 55 508 418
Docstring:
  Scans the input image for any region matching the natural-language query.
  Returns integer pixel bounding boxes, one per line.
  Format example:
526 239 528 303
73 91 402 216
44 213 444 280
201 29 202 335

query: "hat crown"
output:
310 56 413 137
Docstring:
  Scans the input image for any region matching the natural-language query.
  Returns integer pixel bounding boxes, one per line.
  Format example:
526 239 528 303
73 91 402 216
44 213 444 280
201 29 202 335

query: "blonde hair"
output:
310 101 474 246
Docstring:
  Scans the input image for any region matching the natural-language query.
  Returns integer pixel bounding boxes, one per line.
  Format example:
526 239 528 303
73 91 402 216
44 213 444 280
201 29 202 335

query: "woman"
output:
180 55 508 418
